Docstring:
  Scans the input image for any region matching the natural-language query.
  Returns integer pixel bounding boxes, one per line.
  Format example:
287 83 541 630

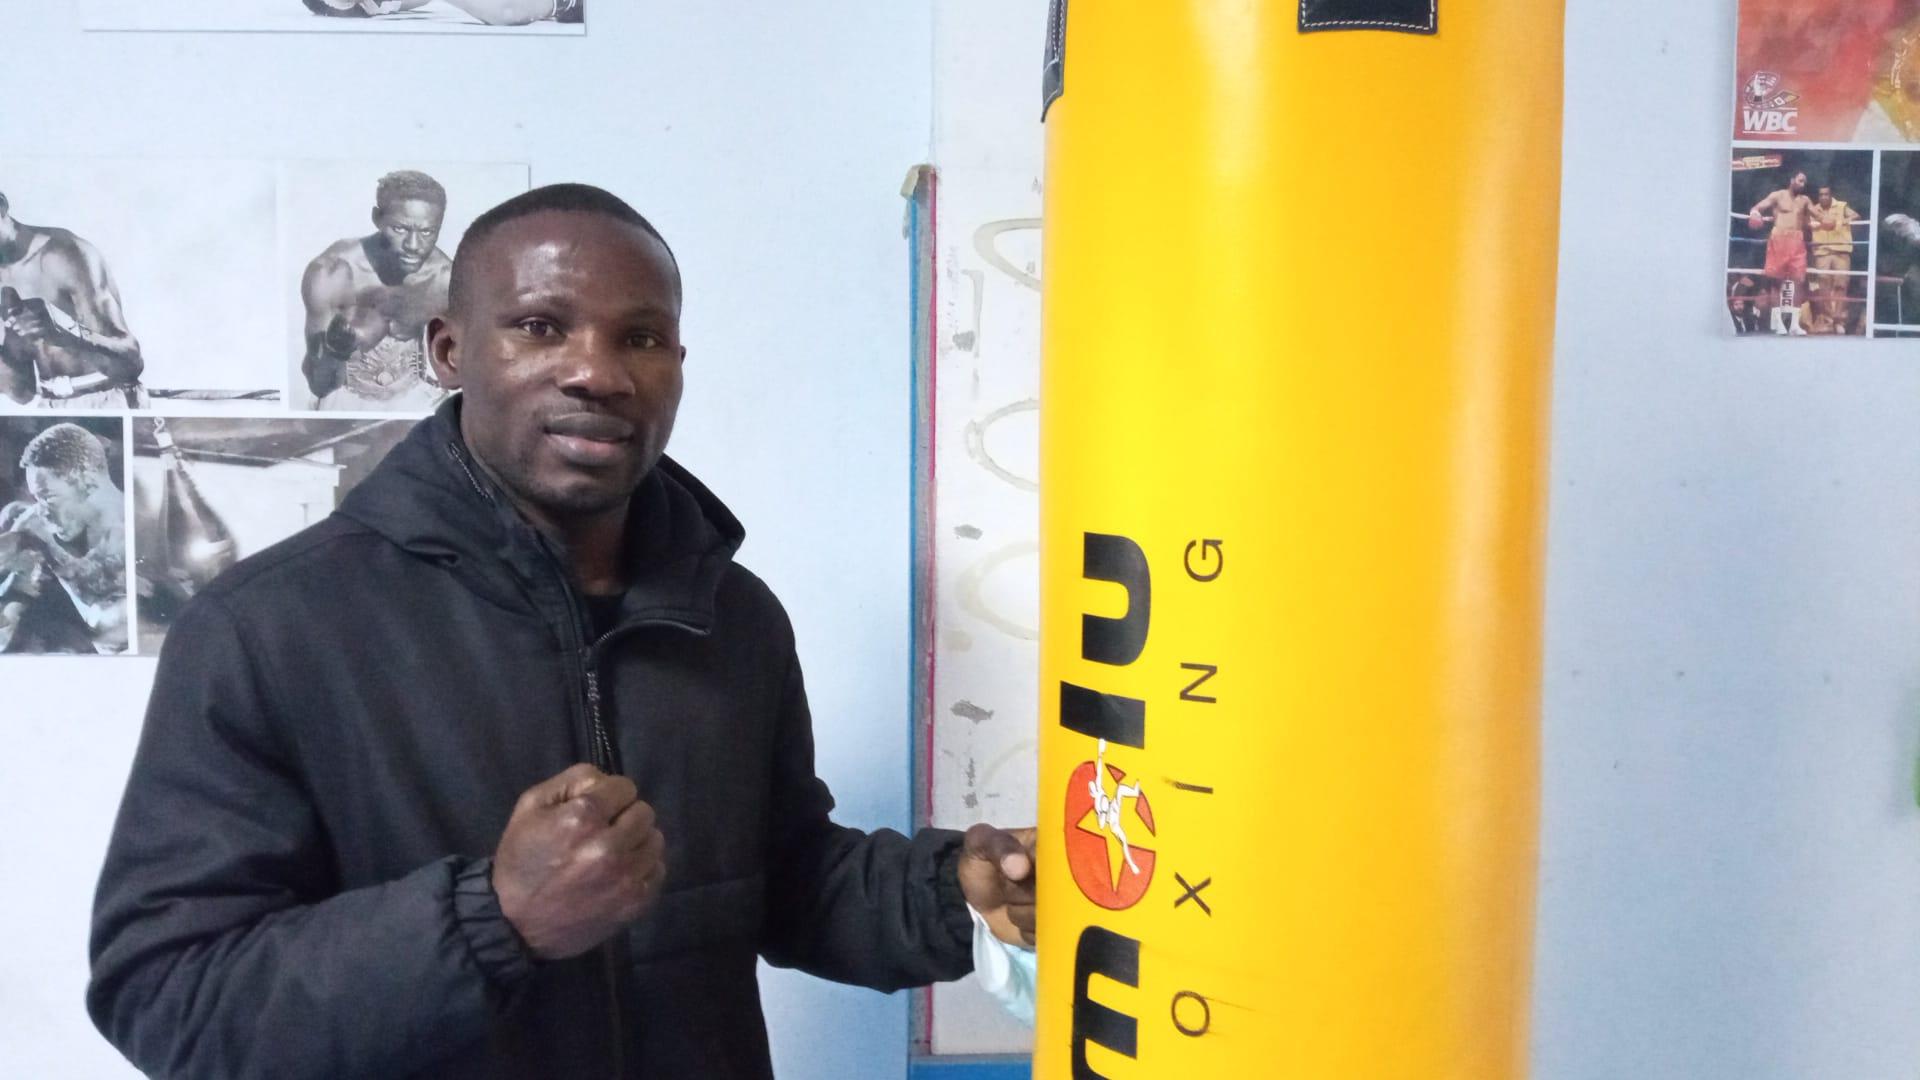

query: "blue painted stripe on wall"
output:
908 1055 1031 1080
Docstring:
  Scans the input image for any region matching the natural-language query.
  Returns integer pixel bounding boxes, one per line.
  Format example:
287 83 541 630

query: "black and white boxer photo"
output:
301 0 584 24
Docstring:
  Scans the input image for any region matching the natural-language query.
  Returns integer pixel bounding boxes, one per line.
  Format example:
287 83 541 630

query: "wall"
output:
1537 1 1920 1076
0 4 933 1079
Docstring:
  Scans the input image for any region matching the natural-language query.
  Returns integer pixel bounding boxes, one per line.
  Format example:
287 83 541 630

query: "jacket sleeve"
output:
757 646 975 990
87 593 533 1079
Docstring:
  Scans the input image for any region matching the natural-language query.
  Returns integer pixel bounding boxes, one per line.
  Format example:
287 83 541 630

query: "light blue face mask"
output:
969 906 1039 1026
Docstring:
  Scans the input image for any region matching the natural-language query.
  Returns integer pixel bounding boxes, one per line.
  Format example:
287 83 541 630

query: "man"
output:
1748 170 1816 335
302 170 454 411
304 0 585 24
1808 184 1861 333
0 191 147 409
89 184 1036 1078
0 423 128 654
1727 272 1766 334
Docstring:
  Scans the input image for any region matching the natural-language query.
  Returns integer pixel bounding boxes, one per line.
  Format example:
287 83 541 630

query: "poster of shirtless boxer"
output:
131 416 412 653
278 161 529 412
0 417 130 656
1 159 282 410
85 0 585 34
1726 149 1875 336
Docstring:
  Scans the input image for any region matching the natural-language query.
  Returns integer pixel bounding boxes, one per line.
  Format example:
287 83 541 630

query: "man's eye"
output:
630 332 662 349
519 319 557 338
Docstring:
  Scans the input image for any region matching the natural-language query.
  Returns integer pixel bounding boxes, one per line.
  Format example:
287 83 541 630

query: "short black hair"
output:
448 183 679 313
376 170 447 214
22 423 110 480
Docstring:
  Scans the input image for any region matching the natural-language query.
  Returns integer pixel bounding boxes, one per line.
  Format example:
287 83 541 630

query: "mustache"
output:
544 412 635 442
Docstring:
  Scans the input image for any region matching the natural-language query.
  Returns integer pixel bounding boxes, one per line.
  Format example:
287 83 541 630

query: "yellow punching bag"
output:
1034 2 1564 1078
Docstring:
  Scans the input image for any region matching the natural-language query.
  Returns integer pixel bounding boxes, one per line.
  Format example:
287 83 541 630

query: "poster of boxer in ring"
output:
85 0 586 34
277 161 529 412
1727 0 1920 337
1 159 283 410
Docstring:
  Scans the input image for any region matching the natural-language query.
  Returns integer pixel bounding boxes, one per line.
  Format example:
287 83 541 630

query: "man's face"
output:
25 466 92 542
372 198 445 273
1791 173 1808 194
1819 188 1834 207
430 210 685 530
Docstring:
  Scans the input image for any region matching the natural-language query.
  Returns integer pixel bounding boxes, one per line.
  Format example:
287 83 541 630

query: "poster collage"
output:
1727 0 1920 338
4 6 578 656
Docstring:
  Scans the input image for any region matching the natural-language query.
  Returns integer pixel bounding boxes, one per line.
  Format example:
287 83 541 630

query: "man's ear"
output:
427 316 462 389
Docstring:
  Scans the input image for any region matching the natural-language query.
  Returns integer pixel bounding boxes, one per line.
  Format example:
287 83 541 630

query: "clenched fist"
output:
492 763 667 960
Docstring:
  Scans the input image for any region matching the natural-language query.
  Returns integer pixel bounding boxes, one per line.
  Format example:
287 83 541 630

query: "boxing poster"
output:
1 159 284 410
131 417 413 653
0 417 131 656
1728 1 1920 337
84 0 586 34
279 161 531 412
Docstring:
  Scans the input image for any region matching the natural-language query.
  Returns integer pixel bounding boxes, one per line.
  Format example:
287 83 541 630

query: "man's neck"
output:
547 511 630 596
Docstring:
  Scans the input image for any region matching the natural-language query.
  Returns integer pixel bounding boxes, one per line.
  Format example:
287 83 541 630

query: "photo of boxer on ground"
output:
0 418 129 655
1725 148 1874 336
302 0 583 24
85 0 585 33
131 417 411 653
0 191 148 409
300 171 453 411
1876 150 1920 336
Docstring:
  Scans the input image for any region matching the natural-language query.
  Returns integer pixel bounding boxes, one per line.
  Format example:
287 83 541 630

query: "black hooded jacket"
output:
87 402 973 1078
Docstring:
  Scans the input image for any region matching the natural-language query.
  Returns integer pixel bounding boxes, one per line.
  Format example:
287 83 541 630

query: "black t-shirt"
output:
584 593 622 638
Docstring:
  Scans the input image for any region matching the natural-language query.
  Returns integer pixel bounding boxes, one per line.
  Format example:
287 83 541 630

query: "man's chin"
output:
531 473 643 520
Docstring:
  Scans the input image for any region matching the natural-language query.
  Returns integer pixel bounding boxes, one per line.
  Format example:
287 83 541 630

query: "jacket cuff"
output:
931 834 974 957
452 857 535 998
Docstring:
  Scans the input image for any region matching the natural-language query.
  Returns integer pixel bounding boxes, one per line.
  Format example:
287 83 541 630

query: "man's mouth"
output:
545 414 635 467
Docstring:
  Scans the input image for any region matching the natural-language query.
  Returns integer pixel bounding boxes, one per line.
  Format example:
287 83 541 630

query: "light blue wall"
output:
1535 2 1920 1077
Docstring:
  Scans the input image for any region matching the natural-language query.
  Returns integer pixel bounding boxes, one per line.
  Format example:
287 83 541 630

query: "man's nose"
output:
554 334 636 399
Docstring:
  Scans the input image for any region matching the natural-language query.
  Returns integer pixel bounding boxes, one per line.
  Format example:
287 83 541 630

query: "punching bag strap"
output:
1042 0 1068 120
1300 0 1436 35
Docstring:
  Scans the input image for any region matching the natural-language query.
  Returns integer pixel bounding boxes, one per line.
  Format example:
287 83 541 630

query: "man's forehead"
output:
475 213 678 291
380 199 444 221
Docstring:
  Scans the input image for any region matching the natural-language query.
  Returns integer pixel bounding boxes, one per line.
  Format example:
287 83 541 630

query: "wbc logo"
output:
1740 71 1801 135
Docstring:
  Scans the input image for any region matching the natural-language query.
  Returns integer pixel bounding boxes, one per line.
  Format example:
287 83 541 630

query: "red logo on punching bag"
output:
1063 739 1156 910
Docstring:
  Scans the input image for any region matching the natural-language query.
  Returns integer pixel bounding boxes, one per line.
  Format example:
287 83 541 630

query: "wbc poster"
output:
1727 1 1920 339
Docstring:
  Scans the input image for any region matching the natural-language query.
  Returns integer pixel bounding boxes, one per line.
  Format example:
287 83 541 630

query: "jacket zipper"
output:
446 436 718 1073
582 660 614 771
